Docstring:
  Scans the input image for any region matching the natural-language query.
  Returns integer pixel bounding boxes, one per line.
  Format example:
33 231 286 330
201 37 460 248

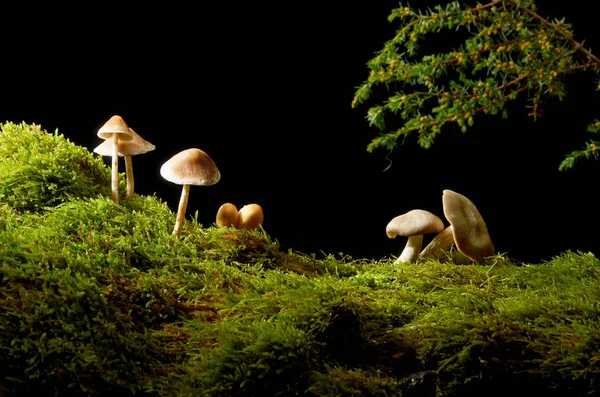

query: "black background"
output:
1 2 597 263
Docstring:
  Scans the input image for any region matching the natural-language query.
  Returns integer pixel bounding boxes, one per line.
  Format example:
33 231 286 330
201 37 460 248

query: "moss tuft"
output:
0 122 112 211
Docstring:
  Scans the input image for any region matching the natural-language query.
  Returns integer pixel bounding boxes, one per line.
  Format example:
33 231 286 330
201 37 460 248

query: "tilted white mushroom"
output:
386 209 444 264
442 189 495 262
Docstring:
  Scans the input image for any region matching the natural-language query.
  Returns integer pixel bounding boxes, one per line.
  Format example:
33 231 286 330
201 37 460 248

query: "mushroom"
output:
386 209 444 264
160 148 221 236
237 204 264 230
442 189 495 262
93 127 155 200
216 202 239 227
96 115 133 204
419 225 455 260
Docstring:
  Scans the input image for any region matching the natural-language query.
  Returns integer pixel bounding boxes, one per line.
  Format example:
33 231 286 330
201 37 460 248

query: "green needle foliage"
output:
2 121 600 396
351 0 600 170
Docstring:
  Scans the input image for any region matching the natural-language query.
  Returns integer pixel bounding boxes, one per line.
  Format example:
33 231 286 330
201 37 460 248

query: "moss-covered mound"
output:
1 122 599 396
0 122 111 212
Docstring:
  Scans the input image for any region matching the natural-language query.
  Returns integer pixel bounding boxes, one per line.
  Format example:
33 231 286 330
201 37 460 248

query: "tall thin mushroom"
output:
94 127 155 200
160 148 220 236
96 115 133 205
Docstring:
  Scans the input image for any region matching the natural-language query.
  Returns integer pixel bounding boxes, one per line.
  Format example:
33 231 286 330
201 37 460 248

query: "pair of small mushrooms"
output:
216 203 264 230
94 115 221 236
386 190 495 264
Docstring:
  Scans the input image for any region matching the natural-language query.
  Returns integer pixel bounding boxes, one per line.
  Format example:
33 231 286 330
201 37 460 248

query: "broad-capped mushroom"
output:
160 148 221 235
216 202 239 227
96 115 133 204
419 225 455 260
237 204 264 230
93 127 155 200
386 209 444 264
442 189 495 262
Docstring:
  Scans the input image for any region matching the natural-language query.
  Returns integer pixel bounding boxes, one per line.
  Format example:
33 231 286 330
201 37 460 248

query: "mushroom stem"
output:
395 234 424 264
173 184 190 235
125 155 134 200
419 225 455 260
111 135 120 205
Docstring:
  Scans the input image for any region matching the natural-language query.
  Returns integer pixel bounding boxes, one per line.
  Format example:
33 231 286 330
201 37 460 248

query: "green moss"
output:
0 122 112 211
1 121 600 396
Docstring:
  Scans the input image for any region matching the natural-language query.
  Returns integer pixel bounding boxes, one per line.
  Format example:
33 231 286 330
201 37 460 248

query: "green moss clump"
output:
0 121 112 211
1 122 600 396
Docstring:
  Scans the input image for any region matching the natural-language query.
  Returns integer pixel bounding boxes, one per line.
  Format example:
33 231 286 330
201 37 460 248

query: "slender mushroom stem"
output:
111 135 120 205
173 184 190 235
419 225 455 260
124 155 134 200
395 234 424 264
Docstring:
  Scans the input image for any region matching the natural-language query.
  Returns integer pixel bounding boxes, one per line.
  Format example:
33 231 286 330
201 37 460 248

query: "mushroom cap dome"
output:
216 202 239 227
97 115 133 141
160 148 221 186
237 204 264 230
386 209 444 239
94 128 155 157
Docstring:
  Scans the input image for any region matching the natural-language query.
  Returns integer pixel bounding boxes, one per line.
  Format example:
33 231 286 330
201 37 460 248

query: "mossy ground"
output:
1 121 599 396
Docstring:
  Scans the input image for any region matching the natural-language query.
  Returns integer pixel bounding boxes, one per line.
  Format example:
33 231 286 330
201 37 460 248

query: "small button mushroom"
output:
386 209 444 264
237 204 264 230
216 202 239 227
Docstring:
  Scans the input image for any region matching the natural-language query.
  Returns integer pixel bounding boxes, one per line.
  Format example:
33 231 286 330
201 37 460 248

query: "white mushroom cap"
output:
97 115 133 141
237 204 264 230
93 128 155 157
442 189 495 261
386 209 444 238
160 148 221 186
386 209 444 263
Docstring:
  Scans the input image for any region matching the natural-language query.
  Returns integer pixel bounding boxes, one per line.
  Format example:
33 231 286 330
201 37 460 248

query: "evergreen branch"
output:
474 85 528 113
559 141 600 171
353 0 600 169
443 39 519 66
519 4 600 68
470 0 502 12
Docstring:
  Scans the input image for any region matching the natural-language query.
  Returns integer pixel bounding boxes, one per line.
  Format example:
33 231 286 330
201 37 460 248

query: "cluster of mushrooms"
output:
386 190 495 264
94 115 491 262
93 115 263 236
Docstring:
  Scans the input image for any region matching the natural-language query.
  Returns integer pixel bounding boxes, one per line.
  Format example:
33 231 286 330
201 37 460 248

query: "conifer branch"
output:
353 0 600 169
